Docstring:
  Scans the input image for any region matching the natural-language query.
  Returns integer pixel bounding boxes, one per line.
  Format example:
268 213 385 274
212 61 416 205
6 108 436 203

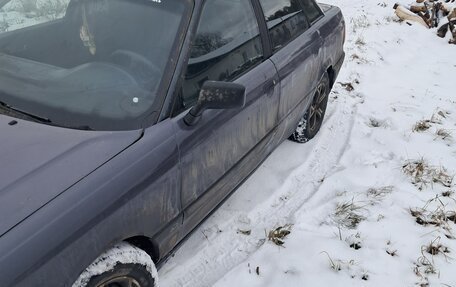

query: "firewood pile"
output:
393 0 456 44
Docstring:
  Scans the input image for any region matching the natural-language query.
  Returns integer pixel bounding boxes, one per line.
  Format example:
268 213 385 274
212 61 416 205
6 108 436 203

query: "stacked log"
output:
394 0 456 44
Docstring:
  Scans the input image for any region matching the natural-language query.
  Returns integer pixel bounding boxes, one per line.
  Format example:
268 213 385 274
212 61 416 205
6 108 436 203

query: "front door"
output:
173 0 280 232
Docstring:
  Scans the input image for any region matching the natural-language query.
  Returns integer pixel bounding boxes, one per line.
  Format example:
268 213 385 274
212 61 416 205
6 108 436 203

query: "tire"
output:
72 242 158 287
289 73 330 143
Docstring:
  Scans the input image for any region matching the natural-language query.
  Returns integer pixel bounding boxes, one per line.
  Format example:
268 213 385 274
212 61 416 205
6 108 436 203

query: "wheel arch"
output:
124 236 160 264
326 65 336 88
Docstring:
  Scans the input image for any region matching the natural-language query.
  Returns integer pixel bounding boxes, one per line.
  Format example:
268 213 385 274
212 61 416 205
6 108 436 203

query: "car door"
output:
173 0 280 233
257 0 324 137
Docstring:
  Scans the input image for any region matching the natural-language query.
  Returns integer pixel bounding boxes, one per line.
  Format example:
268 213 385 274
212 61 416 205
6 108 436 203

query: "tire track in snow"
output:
158 92 358 287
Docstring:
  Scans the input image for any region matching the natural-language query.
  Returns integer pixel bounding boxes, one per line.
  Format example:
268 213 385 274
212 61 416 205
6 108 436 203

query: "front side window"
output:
300 0 323 23
0 0 190 130
181 0 263 109
258 0 309 52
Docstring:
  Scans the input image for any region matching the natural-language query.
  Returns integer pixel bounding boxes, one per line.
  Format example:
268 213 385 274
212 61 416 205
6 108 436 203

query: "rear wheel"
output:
289 74 330 143
72 243 157 287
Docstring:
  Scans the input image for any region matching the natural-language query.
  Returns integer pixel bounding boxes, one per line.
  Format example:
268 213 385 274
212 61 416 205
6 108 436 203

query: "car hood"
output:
0 115 142 237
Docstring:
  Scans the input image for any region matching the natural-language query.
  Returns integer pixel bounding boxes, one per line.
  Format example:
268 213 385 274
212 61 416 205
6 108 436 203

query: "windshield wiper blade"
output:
0 101 51 123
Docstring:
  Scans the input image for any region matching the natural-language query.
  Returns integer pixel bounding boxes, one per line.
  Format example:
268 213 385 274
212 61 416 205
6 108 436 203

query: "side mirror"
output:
184 81 246 126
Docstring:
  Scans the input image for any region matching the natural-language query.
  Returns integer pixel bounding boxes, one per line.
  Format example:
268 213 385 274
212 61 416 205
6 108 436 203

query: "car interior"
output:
0 0 184 128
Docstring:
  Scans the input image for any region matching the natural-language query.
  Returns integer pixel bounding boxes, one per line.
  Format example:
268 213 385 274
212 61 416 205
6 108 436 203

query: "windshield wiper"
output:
0 101 51 123
0 101 94 130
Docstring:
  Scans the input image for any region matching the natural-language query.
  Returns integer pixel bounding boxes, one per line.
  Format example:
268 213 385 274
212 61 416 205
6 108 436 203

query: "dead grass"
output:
435 129 452 140
339 82 355 92
430 110 449 125
386 248 398 257
334 199 367 229
402 159 453 190
413 120 431 132
414 254 438 278
321 251 342 272
442 190 454 197
423 237 450 256
367 186 394 199
355 37 366 46
237 229 251 236
346 233 363 250
414 237 451 284
368 118 381 127
410 205 456 231
267 224 292 247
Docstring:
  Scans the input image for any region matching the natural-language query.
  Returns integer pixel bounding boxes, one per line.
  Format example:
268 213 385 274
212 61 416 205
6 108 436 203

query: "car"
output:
0 0 345 286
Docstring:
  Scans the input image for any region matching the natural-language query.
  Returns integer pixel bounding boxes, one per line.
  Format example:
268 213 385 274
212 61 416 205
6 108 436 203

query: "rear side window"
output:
181 0 263 109
300 0 323 23
258 0 309 52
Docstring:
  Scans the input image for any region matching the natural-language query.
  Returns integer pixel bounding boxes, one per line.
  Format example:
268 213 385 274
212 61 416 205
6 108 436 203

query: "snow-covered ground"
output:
159 0 456 286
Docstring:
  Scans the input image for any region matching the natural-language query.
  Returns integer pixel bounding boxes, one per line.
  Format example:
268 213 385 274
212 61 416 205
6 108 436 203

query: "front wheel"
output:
72 242 158 287
289 74 330 143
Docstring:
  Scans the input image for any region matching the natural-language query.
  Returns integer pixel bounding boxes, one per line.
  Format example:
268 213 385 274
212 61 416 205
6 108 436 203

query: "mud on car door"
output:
257 0 325 138
172 0 280 234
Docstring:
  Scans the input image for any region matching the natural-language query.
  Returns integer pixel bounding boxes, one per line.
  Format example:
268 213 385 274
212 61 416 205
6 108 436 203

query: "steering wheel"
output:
109 50 161 88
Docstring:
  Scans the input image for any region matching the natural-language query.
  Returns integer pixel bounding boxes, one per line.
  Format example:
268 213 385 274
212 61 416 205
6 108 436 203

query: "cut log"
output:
410 5 428 13
448 8 456 20
437 22 449 37
394 3 430 27
449 20 456 44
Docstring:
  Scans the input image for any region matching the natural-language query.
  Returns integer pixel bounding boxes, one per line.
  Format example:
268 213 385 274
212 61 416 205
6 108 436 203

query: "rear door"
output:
257 0 324 136
174 0 280 232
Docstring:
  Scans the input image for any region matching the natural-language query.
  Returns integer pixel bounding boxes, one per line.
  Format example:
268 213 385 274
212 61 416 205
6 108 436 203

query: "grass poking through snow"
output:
334 199 367 229
402 159 453 190
267 224 292 247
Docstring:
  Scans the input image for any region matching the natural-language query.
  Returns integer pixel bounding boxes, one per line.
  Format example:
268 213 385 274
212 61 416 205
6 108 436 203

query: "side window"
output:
181 0 263 109
300 0 323 24
258 0 309 52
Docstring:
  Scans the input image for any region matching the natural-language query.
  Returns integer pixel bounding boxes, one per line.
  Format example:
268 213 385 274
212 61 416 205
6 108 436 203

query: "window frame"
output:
169 0 272 117
299 0 324 25
253 0 326 54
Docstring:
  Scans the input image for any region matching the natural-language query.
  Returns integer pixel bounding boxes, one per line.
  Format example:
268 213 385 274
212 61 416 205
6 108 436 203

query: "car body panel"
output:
0 119 181 286
176 58 280 235
0 115 142 237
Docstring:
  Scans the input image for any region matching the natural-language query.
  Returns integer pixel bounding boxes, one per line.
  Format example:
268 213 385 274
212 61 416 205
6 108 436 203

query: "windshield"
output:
0 0 189 130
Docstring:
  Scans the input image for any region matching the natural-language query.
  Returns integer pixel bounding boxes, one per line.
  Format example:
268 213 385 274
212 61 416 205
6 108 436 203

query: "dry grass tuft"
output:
346 233 363 250
413 120 431 132
414 253 439 279
321 251 342 272
367 186 394 199
368 118 381 128
237 229 251 236
435 129 452 140
410 205 456 230
403 159 453 189
442 190 454 197
423 237 450 256
386 248 398 257
334 199 367 229
339 82 355 92
267 224 292 247
355 37 366 46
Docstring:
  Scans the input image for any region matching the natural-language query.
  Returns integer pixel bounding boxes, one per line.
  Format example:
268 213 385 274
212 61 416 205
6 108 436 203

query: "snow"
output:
159 0 456 286
72 242 159 287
